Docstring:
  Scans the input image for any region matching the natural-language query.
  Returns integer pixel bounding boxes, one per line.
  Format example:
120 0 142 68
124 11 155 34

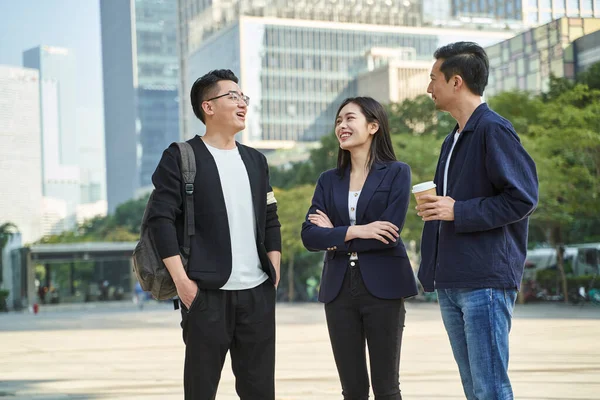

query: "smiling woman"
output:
334 97 397 175
301 96 417 400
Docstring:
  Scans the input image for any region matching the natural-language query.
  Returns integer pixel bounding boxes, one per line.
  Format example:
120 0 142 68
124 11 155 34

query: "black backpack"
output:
132 142 196 300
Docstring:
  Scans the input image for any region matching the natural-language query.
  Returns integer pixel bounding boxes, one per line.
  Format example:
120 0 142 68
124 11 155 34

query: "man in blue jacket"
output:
416 42 538 400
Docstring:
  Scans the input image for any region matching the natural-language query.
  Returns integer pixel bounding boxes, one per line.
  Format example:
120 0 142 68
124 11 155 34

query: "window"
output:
568 0 580 8
528 11 539 22
577 249 599 275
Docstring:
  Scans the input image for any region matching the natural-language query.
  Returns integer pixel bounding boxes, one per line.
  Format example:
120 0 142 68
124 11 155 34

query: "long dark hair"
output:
335 97 396 176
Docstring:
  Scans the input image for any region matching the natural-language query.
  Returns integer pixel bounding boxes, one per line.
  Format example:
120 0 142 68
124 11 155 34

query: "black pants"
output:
325 261 406 400
180 279 276 400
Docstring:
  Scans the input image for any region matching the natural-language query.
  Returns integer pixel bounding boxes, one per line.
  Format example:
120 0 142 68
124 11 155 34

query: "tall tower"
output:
100 0 180 212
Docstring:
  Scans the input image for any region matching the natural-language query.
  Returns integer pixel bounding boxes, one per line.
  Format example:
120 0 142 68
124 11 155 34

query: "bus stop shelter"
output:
5 242 137 311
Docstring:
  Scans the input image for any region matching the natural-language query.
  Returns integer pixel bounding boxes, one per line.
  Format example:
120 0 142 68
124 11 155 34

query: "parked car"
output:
525 244 600 278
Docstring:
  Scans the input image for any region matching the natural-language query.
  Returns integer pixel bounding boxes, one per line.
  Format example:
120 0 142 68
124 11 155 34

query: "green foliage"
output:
392 134 443 245
488 91 543 135
274 185 315 263
0 222 18 285
112 194 150 235
526 84 600 237
387 94 455 137
270 133 339 189
0 288 9 312
37 194 150 244
535 269 600 292
275 251 324 301
485 76 600 250
0 222 18 250
578 62 600 91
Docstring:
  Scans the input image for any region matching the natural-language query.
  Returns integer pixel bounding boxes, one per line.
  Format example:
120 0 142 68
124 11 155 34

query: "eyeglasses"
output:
204 91 250 106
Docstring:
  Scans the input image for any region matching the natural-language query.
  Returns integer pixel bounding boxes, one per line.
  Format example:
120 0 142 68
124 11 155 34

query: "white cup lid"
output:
412 181 436 193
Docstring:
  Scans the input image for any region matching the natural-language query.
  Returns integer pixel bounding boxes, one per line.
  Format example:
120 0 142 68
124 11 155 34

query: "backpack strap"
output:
175 142 196 258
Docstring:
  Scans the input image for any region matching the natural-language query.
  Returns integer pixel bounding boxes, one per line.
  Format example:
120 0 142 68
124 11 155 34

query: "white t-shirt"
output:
349 190 361 261
443 131 460 197
204 142 268 290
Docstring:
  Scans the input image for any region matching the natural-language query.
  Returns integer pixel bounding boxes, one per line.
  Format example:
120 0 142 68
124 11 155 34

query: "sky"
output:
0 0 106 187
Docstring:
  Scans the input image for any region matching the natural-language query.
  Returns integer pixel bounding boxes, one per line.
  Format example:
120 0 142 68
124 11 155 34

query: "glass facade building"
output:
23 46 78 167
574 29 600 72
452 0 523 21
100 0 179 212
451 0 600 26
23 46 81 229
486 17 600 98
523 0 600 25
177 0 427 143
185 17 512 145
0 66 43 243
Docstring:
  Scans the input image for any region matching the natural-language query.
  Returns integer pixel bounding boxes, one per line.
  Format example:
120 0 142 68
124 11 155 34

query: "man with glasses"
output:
147 69 282 399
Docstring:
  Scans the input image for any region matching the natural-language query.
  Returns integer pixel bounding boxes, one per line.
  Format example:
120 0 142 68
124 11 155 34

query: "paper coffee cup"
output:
412 181 437 205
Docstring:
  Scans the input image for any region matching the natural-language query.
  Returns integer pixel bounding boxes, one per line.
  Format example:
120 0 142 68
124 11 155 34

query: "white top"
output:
349 190 361 260
204 142 268 290
443 131 461 197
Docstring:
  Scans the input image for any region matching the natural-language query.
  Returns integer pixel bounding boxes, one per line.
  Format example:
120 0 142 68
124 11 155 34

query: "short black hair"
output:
433 42 489 96
190 69 239 124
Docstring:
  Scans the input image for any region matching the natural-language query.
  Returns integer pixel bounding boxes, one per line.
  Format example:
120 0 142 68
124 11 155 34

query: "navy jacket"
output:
301 161 418 303
418 103 538 292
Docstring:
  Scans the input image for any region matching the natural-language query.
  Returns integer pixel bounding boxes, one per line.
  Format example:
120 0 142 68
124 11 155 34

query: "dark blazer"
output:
147 136 282 289
418 103 538 292
301 161 418 303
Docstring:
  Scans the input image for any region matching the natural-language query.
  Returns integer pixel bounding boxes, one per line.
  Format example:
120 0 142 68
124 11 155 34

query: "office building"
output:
0 65 43 244
180 14 513 146
485 17 600 97
100 0 180 212
523 0 600 25
574 29 600 72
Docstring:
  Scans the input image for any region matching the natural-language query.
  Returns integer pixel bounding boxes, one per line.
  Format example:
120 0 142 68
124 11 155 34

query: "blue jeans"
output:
437 288 517 400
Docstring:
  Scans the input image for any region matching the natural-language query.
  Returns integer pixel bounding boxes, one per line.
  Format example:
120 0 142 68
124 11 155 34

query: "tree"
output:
525 83 600 301
392 134 443 247
387 95 455 137
488 91 543 136
37 194 150 244
0 222 18 250
578 62 600 91
274 185 317 301
270 131 339 189
0 222 18 285
112 194 150 235
542 74 575 103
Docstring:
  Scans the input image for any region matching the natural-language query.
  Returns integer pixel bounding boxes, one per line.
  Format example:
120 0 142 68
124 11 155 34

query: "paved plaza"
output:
0 301 599 400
